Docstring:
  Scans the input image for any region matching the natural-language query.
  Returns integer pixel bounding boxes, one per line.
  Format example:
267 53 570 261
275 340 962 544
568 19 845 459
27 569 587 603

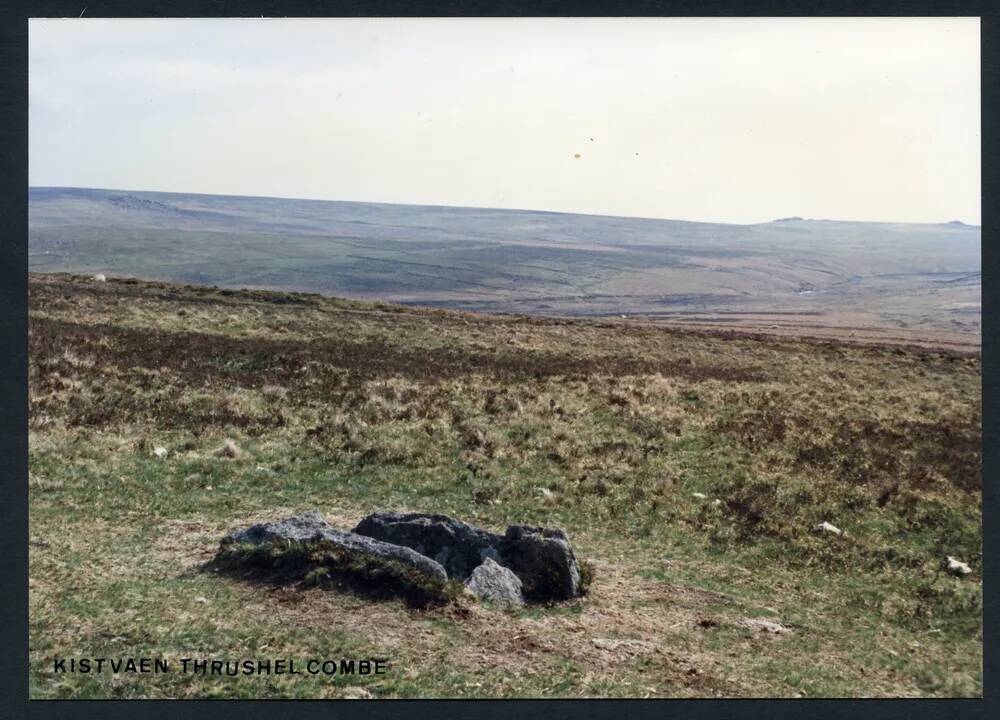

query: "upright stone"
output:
501 525 582 602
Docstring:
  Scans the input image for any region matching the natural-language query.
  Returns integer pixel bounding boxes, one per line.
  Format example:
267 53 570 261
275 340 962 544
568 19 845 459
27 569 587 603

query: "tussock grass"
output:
28 273 981 698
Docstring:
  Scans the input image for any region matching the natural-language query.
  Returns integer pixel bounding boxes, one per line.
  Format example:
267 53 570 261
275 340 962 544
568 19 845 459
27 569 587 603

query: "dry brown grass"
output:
28 273 981 698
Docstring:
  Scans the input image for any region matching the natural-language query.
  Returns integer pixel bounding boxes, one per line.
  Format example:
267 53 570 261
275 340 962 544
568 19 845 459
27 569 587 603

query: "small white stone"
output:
692 492 707 500
711 499 722 507
816 521 842 536
946 556 972 576
194 596 208 604
153 446 168 459
93 273 107 282
739 618 792 634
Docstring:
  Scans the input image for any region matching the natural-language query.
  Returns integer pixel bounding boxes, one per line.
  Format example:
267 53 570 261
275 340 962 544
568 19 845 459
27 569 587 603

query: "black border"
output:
1 3 994 719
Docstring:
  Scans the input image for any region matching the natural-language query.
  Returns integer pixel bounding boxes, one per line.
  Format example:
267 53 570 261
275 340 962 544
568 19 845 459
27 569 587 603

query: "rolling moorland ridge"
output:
28 272 981 698
29 187 981 345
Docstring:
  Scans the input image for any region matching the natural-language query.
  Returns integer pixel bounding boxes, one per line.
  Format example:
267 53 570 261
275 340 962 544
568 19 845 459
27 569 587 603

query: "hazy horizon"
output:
28 183 981 227
30 18 981 225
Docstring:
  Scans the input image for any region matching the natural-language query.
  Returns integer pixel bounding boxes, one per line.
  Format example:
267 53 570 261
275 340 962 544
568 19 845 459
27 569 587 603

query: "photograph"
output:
26 16 981 698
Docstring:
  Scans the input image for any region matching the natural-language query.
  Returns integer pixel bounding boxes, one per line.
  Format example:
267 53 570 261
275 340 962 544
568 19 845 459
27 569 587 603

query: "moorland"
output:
28 272 981 698
29 187 981 340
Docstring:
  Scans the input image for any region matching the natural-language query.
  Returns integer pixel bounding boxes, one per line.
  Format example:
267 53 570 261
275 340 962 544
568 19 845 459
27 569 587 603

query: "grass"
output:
27 272 981 698
29 187 982 335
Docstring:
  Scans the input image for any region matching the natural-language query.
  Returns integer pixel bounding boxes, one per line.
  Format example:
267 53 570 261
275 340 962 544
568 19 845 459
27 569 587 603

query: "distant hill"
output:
29 187 981 333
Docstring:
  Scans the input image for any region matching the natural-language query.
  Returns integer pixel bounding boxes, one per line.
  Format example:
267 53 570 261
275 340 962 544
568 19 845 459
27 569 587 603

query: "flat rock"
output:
465 558 525 607
222 510 448 584
354 512 584 602
353 511 502 580
225 510 332 543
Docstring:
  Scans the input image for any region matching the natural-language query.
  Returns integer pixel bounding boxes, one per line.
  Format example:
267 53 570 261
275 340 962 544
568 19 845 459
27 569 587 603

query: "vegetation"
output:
28 272 981 698
30 187 981 333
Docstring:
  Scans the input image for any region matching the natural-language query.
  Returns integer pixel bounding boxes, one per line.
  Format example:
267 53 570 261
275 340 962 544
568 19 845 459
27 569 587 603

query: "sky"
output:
29 17 981 225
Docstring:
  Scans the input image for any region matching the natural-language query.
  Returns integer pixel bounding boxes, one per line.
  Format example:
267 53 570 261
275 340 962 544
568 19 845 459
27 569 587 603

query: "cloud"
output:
29 17 980 224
